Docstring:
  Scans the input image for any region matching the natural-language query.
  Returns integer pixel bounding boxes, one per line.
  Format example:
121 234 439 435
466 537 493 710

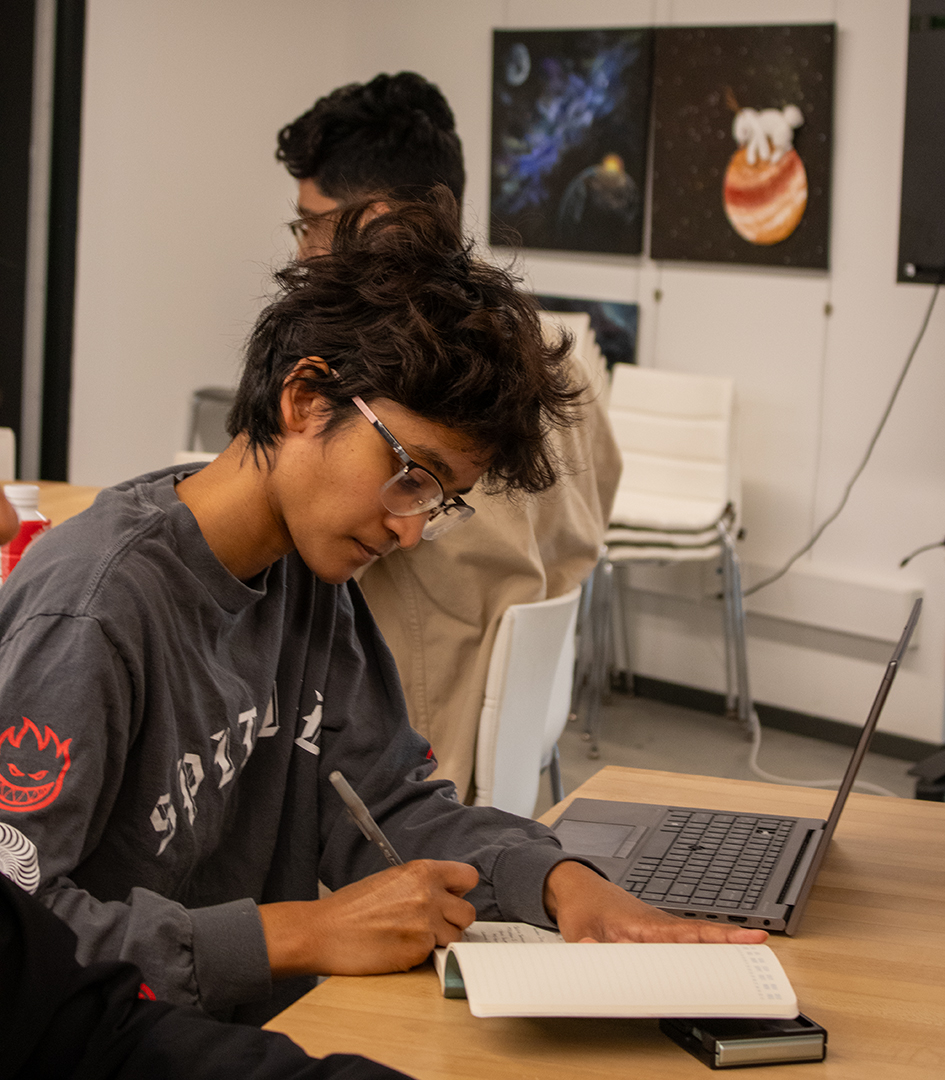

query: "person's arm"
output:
309 588 766 953
0 612 271 1011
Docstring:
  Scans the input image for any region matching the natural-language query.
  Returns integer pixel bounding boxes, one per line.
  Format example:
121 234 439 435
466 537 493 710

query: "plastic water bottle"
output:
0 485 51 582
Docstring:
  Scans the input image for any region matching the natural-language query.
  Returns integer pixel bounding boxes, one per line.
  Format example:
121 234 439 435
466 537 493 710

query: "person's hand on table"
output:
544 860 769 943
259 859 478 978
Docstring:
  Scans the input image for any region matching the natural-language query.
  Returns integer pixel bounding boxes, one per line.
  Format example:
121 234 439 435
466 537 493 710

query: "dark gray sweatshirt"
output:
0 468 571 1018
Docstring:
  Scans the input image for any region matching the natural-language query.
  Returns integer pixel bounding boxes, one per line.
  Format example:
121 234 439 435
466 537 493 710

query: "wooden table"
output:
33 480 100 526
265 766 945 1080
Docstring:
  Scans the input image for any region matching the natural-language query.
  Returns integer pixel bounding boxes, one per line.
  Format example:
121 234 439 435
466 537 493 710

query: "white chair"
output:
584 364 752 754
474 586 583 817
0 428 16 481
173 451 218 466
186 387 236 453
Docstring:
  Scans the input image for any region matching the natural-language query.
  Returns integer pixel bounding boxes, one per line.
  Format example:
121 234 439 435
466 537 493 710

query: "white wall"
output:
69 0 945 746
70 0 355 485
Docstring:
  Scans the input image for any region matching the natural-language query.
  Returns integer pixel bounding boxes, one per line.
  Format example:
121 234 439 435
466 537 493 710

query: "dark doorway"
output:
0 1 37 468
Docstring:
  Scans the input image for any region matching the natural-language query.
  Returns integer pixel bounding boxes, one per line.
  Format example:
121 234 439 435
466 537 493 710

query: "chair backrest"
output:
187 387 236 453
173 451 218 466
608 364 737 529
474 586 582 816
0 428 16 482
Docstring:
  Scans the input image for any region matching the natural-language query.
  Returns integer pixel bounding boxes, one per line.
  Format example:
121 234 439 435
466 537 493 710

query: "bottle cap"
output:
3 485 41 511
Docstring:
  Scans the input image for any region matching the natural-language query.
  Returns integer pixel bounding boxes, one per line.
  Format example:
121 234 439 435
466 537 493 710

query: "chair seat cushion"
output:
610 489 729 532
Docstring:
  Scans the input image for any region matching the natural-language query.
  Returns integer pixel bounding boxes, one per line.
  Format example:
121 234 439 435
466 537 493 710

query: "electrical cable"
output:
742 705 900 797
744 280 942 597
900 537 945 568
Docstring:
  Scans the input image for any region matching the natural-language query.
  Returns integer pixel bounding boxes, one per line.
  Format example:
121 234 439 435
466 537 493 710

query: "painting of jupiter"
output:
650 24 835 268
490 28 654 255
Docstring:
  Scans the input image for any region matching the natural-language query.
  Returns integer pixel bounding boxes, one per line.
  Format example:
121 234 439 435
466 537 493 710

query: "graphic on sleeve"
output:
178 752 204 827
0 821 40 893
294 691 323 756
257 686 280 738
211 728 235 788
237 707 257 757
150 793 177 856
0 717 72 812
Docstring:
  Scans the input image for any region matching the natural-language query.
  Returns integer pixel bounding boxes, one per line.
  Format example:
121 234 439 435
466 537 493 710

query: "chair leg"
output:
548 743 565 805
568 572 597 724
718 523 754 738
581 556 613 759
720 551 739 718
609 561 632 694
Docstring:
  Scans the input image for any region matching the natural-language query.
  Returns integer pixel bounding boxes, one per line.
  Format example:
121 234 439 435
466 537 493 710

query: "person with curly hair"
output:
277 71 464 257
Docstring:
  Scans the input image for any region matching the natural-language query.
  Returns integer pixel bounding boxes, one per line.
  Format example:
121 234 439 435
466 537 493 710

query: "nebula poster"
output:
650 24 835 268
535 295 638 368
490 28 654 255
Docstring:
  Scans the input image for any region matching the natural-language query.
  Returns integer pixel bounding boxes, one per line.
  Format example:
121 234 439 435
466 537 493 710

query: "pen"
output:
329 770 404 867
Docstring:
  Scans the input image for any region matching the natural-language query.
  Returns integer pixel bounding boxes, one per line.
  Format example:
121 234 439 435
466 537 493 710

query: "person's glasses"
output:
350 396 474 540
288 210 338 256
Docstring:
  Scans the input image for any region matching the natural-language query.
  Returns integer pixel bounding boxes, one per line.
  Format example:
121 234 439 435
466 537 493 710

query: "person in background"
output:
278 72 622 802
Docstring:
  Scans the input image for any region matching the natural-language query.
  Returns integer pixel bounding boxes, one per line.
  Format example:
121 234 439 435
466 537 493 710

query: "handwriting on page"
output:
461 922 562 944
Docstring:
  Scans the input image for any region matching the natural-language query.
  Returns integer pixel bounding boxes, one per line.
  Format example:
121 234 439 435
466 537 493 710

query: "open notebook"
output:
433 922 796 1019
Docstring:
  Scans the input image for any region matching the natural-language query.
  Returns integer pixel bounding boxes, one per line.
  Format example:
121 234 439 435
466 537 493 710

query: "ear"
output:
362 200 390 224
280 356 331 434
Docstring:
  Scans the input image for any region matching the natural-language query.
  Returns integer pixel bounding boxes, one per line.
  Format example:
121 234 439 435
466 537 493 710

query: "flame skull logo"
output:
0 718 72 812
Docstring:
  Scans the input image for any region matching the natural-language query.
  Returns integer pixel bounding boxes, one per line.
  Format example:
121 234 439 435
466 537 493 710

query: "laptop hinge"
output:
778 829 822 906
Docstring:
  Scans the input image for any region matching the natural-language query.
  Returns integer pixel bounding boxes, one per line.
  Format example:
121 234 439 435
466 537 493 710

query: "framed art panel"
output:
650 24 835 269
897 2 945 283
491 28 654 255
535 294 639 369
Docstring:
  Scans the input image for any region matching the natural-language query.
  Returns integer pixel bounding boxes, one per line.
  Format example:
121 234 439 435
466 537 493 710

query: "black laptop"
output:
552 598 921 935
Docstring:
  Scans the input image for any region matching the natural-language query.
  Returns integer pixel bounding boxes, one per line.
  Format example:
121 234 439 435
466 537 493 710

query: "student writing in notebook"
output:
0 190 764 1030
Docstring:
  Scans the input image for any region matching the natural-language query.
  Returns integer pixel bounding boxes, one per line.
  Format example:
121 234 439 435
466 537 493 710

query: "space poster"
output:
490 28 654 255
650 24 835 268
534 295 639 368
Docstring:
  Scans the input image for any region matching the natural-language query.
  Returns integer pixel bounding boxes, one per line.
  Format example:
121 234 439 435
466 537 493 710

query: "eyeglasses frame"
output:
350 395 474 539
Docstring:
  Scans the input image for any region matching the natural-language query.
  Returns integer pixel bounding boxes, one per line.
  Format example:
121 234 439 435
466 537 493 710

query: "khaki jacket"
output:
358 312 622 802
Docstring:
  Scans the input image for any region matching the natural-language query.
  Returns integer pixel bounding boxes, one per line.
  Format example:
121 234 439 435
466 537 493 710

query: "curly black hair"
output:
276 72 465 204
228 190 579 495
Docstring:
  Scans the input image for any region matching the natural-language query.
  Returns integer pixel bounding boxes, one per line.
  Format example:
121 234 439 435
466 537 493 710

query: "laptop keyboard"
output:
621 810 794 912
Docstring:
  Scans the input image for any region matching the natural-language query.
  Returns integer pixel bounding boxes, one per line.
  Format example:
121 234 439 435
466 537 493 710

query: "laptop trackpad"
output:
555 819 645 859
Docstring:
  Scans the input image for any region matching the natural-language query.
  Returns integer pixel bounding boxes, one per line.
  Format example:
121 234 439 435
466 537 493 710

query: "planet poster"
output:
490 28 654 255
534 295 638 369
650 24 835 268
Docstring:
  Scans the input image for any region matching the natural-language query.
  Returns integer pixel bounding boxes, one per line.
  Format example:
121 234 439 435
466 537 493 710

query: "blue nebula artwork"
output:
491 28 654 255
534 294 639 369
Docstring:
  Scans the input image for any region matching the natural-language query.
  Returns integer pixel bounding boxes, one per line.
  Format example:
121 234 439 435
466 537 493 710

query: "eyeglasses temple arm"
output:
351 395 411 467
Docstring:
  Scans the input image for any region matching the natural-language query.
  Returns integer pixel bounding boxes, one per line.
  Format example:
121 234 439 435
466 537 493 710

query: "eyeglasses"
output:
288 210 338 256
351 396 474 540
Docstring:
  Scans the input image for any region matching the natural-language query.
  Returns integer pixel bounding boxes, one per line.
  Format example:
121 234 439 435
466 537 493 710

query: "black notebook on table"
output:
551 598 921 934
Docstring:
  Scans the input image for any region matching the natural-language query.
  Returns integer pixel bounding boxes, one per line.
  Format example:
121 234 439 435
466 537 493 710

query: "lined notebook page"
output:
448 942 796 1019
460 922 562 945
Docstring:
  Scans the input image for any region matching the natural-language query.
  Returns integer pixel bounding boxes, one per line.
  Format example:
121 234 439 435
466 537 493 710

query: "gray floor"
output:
533 692 918 818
